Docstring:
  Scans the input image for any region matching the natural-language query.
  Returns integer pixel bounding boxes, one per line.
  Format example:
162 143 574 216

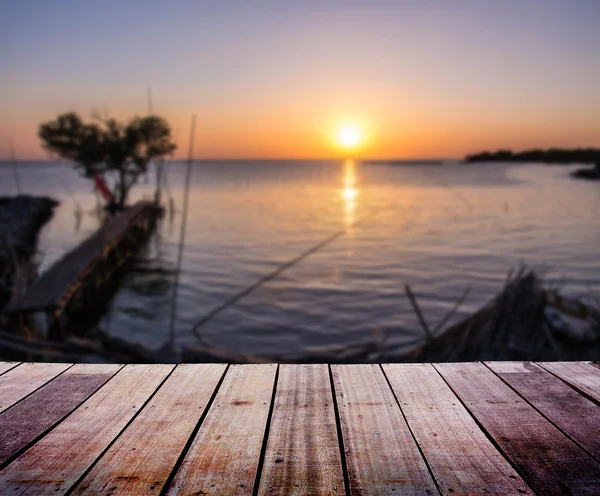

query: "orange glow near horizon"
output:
2 3 600 161
3 99 600 161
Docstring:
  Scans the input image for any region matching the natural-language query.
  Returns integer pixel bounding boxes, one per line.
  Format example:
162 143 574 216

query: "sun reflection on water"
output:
341 159 359 226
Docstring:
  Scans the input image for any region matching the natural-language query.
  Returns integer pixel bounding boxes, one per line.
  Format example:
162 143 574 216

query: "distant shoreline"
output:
464 148 600 180
465 148 600 165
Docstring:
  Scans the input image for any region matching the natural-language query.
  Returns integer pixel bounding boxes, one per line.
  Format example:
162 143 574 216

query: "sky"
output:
1 0 599 160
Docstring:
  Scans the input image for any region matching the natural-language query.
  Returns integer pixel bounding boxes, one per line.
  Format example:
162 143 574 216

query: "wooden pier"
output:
0 361 599 495
7 201 159 337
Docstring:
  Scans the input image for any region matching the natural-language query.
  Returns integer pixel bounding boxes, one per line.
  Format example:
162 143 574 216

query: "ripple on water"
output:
2 161 598 358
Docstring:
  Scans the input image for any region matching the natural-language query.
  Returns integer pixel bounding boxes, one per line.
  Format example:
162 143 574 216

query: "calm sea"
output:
1 160 598 359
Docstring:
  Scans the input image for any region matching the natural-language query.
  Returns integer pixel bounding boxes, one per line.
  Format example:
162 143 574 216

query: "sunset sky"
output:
1 0 599 160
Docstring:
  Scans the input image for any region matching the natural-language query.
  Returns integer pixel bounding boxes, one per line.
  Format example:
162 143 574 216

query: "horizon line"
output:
0 157 462 164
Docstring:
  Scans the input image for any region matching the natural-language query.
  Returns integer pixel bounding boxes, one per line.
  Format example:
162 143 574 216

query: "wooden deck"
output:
8 201 157 314
0 361 599 495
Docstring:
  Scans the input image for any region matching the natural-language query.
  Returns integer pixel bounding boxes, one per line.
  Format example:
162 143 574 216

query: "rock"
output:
0 195 59 310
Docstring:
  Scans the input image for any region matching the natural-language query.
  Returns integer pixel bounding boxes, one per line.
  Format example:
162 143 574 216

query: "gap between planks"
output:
383 363 532 495
0 362 73 413
435 362 600 496
0 364 124 469
537 361 600 405
0 362 20 377
485 361 600 463
1 362 599 496
0 364 174 495
70 364 227 495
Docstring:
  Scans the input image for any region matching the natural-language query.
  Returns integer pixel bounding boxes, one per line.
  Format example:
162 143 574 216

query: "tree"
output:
39 112 176 210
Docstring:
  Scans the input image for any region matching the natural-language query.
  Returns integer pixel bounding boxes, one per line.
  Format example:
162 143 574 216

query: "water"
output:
1 160 599 359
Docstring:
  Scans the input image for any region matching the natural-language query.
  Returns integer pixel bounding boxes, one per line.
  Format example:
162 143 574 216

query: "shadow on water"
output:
58 236 173 339
110 257 174 322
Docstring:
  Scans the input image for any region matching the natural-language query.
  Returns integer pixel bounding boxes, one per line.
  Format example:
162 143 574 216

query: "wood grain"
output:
332 364 438 495
436 362 600 496
487 362 600 461
384 363 532 495
0 362 72 413
538 362 600 404
167 364 276 496
0 362 20 376
10 202 154 312
0 363 122 468
485 362 541 374
70 364 226 495
0 364 172 495
257 364 345 495
0 361 597 494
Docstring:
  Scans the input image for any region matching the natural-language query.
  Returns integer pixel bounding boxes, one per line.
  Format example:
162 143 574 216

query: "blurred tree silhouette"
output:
466 147 600 164
39 112 176 210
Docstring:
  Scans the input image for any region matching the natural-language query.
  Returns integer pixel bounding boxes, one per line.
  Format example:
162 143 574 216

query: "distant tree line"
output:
465 148 600 165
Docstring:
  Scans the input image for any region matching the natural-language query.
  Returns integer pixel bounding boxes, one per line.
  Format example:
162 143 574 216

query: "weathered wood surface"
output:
384 364 532 495
0 361 599 495
0 364 122 468
167 364 276 496
9 201 155 312
436 362 600 496
0 362 71 413
332 364 438 495
257 364 345 495
538 361 600 404
0 364 172 495
0 362 19 376
487 361 600 461
72 364 226 496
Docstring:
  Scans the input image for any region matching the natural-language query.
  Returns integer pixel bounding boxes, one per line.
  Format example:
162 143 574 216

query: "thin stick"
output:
190 203 391 339
168 114 197 346
9 139 21 195
154 159 164 206
405 284 433 342
432 285 471 335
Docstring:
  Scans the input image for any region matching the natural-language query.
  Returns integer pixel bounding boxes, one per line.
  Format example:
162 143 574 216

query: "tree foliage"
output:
39 112 176 209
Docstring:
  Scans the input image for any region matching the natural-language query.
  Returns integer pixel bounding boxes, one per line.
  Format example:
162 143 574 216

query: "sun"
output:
336 124 363 149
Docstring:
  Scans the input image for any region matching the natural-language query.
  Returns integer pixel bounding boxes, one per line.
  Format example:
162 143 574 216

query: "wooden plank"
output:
71 364 226 495
332 364 438 495
0 364 172 496
384 363 532 495
538 362 600 404
436 362 600 496
0 363 122 468
0 362 72 413
10 201 155 311
0 362 20 376
485 362 541 374
166 364 277 495
257 364 345 495
487 362 600 461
